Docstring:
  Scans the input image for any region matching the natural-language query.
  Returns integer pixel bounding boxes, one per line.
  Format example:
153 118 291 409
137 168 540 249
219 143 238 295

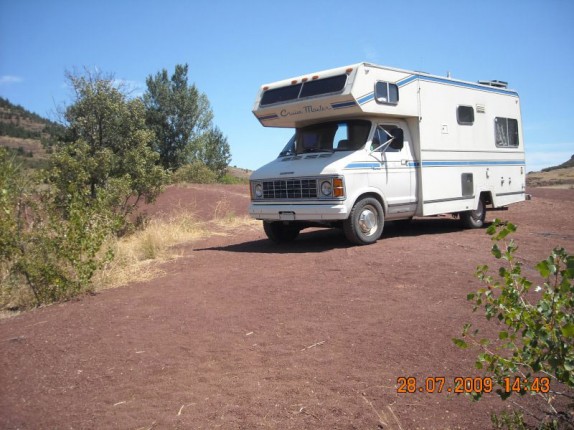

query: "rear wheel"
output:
263 221 300 243
460 198 486 228
343 197 384 245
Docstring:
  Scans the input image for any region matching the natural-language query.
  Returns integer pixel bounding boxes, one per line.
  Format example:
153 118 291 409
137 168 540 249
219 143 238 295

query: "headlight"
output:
321 180 332 196
254 183 263 198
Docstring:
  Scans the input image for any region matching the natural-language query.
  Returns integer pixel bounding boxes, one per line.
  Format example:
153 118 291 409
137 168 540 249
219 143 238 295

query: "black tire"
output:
263 221 300 243
343 197 384 245
461 198 486 229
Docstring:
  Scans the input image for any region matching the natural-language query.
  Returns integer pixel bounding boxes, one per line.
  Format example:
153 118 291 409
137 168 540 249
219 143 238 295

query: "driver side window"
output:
371 125 402 152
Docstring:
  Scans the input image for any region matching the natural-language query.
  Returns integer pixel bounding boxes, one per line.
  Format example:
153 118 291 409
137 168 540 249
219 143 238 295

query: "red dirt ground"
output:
1 186 573 429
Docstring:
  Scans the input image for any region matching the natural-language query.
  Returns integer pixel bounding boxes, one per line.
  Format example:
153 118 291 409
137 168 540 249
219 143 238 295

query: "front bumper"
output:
249 202 349 221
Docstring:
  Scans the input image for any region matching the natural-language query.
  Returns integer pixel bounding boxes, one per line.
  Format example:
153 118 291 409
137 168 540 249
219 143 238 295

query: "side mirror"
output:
390 128 404 150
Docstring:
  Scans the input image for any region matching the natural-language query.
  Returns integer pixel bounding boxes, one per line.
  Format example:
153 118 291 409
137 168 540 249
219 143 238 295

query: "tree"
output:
52 69 165 225
143 64 229 172
197 126 231 179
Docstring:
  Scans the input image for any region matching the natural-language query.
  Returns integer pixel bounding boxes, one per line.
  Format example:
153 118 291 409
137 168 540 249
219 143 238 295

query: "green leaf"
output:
452 338 468 349
498 331 509 340
561 323 574 338
536 261 550 278
486 223 498 236
492 244 502 259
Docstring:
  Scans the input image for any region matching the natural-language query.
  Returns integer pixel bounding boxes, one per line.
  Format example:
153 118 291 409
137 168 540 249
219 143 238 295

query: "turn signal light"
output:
333 178 344 197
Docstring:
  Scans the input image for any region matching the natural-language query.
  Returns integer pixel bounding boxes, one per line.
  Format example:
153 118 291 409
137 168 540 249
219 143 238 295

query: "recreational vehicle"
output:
249 63 526 245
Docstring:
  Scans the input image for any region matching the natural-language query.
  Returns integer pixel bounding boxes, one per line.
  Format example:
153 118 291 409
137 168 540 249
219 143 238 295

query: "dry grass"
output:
94 209 206 290
527 166 574 188
1 199 259 312
94 201 258 291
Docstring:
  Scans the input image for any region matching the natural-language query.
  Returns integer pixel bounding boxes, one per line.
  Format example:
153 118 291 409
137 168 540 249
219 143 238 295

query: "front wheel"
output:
263 221 300 243
343 197 384 245
460 198 486 229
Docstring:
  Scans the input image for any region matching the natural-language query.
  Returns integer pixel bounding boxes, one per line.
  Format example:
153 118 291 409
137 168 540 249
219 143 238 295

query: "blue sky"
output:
1 0 572 172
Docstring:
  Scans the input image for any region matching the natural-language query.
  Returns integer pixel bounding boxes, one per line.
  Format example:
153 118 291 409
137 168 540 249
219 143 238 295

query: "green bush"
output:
172 161 217 184
218 172 249 185
454 220 574 429
1 148 114 309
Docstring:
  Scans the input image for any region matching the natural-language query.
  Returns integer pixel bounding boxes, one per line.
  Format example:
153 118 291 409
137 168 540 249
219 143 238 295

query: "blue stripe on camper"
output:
331 100 357 109
420 160 525 167
397 75 519 97
357 92 374 105
344 162 383 169
346 160 524 169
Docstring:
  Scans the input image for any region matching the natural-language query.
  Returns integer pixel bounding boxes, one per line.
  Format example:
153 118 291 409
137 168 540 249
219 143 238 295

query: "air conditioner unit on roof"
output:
478 80 508 89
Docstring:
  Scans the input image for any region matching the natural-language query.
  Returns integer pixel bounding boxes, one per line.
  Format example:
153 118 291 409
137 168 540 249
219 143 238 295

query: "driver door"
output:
368 123 417 217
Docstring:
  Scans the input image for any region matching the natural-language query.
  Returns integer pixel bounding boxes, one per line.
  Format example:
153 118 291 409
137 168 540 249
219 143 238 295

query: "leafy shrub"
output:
1 148 114 309
454 220 574 429
172 161 217 184
218 172 249 185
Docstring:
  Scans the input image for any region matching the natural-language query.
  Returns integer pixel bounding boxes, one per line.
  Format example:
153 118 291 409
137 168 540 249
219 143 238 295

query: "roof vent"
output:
478 80 508 89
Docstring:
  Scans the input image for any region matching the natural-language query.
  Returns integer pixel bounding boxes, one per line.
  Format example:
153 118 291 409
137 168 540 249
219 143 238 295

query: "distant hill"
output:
541 154 574 172
527 154 574 188
0 97 64 168
0 98 251 181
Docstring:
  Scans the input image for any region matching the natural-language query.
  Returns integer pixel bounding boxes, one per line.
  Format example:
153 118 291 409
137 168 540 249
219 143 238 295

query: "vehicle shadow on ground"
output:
198 217 477 254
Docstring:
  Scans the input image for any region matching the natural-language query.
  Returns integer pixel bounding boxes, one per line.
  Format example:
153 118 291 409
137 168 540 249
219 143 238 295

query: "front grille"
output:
262 179 318 199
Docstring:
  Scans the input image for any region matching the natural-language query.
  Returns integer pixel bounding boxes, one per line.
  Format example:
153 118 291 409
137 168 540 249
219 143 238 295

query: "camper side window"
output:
494 117 519 147
457 106 474 125
375 81 399 105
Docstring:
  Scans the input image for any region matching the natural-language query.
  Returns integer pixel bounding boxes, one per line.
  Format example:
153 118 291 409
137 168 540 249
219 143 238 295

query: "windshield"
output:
278 120 371 156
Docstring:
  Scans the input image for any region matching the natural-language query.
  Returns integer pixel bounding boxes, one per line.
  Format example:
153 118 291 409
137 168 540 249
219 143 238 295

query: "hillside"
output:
0 97 63 168
542 154 574 171
527 154 574 188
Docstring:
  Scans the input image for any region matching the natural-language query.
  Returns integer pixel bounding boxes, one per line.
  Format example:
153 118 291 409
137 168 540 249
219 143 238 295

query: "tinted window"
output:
260 74 347 106
495 117 519 147
260 83 302 106
457 106 474 125
300 75 347 98
375 81 399 104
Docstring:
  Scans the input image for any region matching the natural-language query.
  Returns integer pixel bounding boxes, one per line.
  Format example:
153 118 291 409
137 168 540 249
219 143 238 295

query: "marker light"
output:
333 178 344 197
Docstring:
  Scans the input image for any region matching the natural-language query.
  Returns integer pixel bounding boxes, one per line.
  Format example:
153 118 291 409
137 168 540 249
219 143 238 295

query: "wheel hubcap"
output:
471 202 484 221
358 207 377 235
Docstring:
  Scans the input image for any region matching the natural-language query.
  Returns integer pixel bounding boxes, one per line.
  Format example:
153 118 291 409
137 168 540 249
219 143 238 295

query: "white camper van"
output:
249 63 526 245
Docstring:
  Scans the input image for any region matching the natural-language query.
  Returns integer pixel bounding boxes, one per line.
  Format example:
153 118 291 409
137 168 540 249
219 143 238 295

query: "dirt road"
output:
1 186 573 429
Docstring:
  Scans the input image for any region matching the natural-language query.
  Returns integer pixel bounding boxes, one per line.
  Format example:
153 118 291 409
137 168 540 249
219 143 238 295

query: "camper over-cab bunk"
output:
249 62 526 245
